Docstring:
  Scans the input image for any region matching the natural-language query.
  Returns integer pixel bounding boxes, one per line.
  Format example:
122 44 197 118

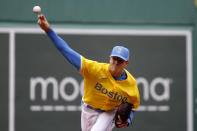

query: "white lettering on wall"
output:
136 77 172 102
30 76 172 102
59 77 79 101
30 77 59 101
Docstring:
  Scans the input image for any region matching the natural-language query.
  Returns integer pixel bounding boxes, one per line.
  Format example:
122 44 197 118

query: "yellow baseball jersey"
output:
80 56 140 111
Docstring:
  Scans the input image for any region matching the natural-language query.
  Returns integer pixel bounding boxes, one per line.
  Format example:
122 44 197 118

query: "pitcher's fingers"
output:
38 14 41 19
38 14 45 20
37 19 41 25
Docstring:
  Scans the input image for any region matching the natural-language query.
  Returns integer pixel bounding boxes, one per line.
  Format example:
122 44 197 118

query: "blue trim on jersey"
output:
47 29 81 70
113 70 127 80
81 100 105 112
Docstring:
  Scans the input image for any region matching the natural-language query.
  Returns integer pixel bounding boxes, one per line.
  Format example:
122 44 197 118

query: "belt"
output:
81 100 105 113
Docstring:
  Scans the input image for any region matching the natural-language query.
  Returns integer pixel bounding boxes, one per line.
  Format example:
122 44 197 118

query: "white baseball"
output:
33 6 41 14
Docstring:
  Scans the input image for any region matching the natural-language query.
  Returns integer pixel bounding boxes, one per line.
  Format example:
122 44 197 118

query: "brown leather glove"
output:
114 102 133 128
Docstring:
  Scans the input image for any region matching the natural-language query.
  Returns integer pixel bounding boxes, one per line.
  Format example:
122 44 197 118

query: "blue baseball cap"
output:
110 46 130 61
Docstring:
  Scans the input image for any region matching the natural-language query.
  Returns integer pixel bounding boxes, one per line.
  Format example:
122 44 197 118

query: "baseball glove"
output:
114 102 134 128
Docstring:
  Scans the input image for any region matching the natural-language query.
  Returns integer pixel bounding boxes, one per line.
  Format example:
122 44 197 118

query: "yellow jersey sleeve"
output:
80 56 102 78
124 70 140 110
128 80 140 110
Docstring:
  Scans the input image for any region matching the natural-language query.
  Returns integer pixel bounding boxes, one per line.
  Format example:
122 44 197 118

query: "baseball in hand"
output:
33 6 41 14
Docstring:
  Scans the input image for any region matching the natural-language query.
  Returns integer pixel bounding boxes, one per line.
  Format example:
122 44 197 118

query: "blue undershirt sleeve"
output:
46 29 81 70
127 110 134 124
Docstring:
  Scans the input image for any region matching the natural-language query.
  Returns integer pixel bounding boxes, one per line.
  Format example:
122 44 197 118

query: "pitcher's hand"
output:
37 14 50 32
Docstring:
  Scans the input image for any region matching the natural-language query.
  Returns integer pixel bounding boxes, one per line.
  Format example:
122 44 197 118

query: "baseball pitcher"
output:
37 14 140 131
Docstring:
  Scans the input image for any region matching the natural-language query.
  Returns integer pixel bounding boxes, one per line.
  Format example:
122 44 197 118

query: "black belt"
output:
81 100 105 113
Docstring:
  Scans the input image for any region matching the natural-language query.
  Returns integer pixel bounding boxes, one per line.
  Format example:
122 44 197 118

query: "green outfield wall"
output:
0 0 196 24
0 28 192 131
0 0 197 131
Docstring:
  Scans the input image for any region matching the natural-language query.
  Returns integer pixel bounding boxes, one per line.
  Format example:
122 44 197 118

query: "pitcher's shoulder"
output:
125 69 137 82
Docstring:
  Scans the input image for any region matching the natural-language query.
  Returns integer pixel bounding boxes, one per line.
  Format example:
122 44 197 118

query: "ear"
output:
124 61 129 67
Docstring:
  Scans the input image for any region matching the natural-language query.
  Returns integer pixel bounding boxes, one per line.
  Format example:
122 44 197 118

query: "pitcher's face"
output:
109 56 128 74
